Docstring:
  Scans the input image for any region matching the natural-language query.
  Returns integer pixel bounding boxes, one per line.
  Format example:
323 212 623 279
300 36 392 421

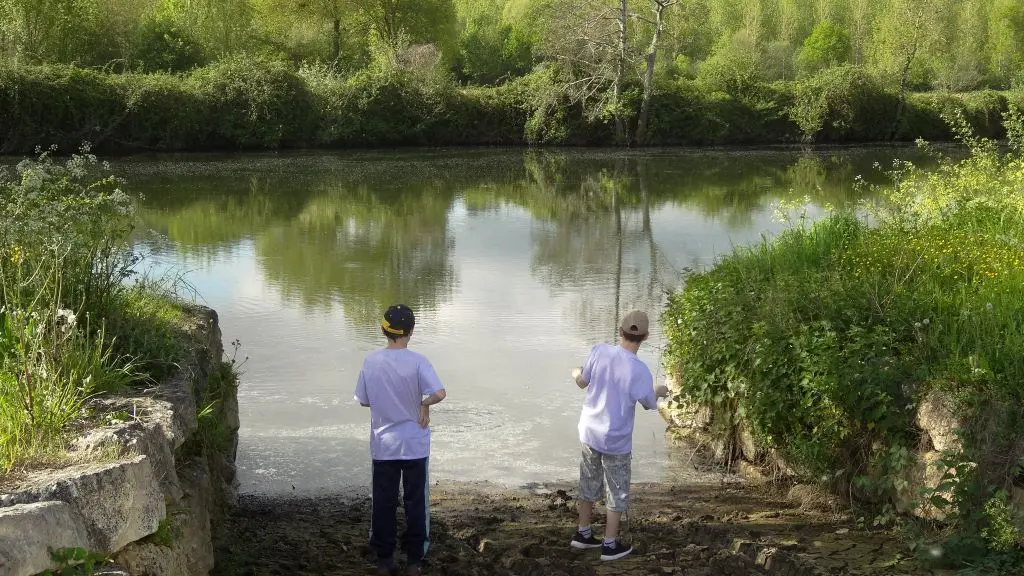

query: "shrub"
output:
663 111 1024 570
0 66 123 154
789 65 898 142
189 56 317 149
134 17 206 73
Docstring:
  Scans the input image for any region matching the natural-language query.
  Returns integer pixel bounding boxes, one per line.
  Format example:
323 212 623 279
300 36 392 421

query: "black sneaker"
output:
570 531 603 549
376 558 399 575
600 540 634 561
405 564 423 576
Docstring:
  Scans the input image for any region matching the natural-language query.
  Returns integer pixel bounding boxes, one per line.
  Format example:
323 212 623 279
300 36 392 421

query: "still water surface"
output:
121 147 932 495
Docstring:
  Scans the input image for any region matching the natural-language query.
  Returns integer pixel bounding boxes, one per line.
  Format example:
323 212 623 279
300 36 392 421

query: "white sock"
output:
577 525 592 538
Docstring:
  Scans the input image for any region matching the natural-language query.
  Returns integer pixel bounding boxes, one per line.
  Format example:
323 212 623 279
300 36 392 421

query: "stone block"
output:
118 460 214 576
3 456 166 553
73 415 183 505
0 502 90 576
916 391 962 453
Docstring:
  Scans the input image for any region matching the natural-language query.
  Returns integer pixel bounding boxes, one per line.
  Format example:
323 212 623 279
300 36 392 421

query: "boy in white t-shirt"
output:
569 310 669 561
355 304 447 576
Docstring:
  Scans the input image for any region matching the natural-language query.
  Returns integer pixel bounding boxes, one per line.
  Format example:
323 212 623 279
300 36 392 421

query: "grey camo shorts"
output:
578 443 632 513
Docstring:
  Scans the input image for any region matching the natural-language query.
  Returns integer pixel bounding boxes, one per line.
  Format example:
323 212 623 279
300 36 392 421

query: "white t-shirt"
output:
354 348 445 461
578 343 657 455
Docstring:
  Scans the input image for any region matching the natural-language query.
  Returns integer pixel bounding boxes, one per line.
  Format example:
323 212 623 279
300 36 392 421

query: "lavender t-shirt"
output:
578 343 657 455
354 348 445 461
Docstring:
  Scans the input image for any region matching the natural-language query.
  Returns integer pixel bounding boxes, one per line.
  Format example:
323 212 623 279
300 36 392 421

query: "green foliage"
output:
796 22 852 77
196 359 240 456
0 58 1021 152
143 514 178 548
0 149 190 472
190 55 317 148
663 111 1024 571
134 15 207 73
36 547 109 576
790 66 898 142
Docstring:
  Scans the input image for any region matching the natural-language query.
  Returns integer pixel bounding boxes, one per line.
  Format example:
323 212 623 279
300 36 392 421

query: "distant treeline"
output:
1 59 1021 154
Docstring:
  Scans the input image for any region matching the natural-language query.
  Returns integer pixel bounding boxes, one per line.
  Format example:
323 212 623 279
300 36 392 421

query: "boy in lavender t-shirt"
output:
569 310 669 561
355 304 447 576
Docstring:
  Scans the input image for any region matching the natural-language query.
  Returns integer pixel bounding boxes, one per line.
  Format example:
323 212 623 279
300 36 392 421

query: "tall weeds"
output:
0 147 149 472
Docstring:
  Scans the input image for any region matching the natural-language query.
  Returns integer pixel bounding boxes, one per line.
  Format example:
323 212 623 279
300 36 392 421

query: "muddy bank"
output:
214 479 941 576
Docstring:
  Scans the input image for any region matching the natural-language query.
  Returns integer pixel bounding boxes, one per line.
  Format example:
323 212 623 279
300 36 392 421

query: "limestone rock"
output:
0 502 91 576
736 422 760 463
3 456 166 553
895 450 950 520
916 391 961 453
118 460 214 576
73 415 183 505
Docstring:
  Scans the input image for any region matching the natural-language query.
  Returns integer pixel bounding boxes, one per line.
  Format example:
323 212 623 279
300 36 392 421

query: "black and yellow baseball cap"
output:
382 304 415 336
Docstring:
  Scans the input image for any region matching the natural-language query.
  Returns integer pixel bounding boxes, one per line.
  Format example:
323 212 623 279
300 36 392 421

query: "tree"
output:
796 21 852 76
987 0 1024 88
868 0 940 137
253 0 352 62
636 0 679 144
541 0 632 144
355 0 458 56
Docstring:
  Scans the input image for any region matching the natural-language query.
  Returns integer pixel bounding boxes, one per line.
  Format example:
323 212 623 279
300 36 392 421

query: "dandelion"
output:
986 303 993 311
922 318 930 326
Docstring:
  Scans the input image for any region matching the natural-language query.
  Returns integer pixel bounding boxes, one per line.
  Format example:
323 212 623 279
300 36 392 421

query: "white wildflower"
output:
55 308 77 332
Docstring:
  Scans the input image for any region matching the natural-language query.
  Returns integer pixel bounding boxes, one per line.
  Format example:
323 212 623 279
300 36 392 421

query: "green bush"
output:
790 65 898 142
0 66 124 154
190 56 317 149
903 90 1011 141
134 17 207 73
116 72 207 150
663 113 1024 569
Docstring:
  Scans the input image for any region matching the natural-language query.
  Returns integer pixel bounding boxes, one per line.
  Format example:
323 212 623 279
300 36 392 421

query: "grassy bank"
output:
0 148 188 473
1 59 1023 153
661 112 1024 572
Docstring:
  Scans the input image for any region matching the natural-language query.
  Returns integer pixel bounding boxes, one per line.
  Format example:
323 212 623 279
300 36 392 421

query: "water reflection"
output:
124 148 931 494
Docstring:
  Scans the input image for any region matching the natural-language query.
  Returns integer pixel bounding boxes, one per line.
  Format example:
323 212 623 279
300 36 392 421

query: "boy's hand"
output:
655 384 670 399
419 405 430 428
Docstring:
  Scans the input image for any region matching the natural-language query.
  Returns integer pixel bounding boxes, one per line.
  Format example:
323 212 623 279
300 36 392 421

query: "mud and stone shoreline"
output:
214 479 938 576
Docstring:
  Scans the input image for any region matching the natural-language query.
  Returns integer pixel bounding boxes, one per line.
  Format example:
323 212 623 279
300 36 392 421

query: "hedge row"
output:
1 59 1021 153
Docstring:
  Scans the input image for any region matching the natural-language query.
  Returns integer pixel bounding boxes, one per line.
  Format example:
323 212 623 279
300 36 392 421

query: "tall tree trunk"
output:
636 1 672 145
331 18 341 62
612 0 628 145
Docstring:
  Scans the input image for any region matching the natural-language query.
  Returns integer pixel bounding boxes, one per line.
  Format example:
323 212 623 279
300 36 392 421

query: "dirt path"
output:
214 479 941 576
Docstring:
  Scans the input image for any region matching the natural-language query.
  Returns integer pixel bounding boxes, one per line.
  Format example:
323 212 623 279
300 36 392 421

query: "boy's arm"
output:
573 346 599 389
354 370 370 407
637 375 670 410
418 359 446 427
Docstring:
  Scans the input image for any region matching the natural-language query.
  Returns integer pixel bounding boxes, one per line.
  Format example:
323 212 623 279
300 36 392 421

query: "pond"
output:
120 147 935 495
